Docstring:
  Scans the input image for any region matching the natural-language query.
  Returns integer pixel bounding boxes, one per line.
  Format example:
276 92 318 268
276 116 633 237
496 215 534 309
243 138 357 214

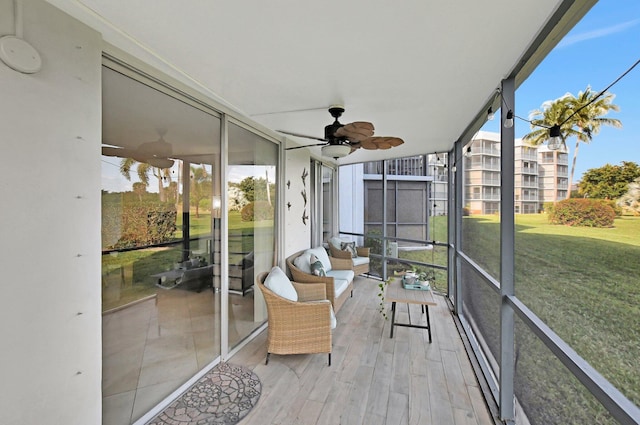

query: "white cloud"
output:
557 19 640 48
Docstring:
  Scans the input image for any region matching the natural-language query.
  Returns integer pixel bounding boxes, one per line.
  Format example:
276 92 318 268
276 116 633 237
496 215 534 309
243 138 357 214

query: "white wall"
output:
0 1 102 424
284 149 311 259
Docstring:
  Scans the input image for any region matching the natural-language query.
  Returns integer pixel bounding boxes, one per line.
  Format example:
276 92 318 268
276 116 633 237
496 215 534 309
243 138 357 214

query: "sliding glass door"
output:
101 65 223 424
226 122 277 348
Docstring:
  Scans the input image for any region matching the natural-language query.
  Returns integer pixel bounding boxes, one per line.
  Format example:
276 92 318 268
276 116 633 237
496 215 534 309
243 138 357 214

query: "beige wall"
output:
0 1 103 424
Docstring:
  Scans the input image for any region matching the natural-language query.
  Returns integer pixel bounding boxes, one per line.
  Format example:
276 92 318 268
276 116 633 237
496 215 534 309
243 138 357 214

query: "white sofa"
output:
285 246 354 312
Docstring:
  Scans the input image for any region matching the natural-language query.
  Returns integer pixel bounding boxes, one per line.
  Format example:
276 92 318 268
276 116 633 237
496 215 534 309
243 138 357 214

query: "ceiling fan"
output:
102 136 176 169
279 105 404 159
102 130 217 168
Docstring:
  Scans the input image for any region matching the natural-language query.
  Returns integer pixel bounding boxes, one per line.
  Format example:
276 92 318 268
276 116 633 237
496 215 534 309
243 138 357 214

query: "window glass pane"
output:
461 262 501 376
341 156 448 287
461 138 501 279
227 123 277 348
515 214 640 408
101 66 221 424
514 316 617 425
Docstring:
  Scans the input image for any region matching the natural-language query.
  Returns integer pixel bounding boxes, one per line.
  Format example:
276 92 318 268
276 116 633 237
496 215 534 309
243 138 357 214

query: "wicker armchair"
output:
327 237 370 275
257 271 333 366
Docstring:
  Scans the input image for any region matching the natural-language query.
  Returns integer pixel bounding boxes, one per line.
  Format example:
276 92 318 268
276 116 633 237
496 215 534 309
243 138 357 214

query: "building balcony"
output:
234 276 495 425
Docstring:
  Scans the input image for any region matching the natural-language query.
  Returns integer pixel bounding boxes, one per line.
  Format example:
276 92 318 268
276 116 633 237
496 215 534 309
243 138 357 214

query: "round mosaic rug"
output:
148 362 261 425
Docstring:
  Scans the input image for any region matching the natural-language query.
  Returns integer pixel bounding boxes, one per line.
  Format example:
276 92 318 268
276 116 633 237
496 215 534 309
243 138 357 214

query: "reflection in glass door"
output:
226 123 277 348
101 66 221 424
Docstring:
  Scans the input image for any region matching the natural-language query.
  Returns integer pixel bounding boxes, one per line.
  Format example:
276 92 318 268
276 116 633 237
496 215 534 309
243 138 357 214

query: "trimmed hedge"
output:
111 203 177 249
548 198 615 227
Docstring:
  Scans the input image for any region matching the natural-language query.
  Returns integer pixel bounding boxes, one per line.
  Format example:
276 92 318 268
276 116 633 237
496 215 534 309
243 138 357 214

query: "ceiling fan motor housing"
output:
324 122 346 143
325 104 346 143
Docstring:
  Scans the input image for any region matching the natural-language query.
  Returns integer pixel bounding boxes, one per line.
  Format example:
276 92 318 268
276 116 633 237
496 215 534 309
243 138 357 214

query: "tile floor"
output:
102 287 258 425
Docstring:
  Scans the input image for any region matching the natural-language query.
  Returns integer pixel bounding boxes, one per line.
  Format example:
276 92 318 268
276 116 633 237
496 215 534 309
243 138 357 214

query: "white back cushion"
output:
264 266 298 302
328 237 344 250
305 247 332 271
293 252 312 274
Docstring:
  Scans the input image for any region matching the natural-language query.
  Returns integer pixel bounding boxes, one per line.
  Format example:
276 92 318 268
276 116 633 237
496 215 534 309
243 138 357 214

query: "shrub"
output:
543 202 555 214
112 203 177 248
602 199 623 216
241 201 274 222
548 198 615 227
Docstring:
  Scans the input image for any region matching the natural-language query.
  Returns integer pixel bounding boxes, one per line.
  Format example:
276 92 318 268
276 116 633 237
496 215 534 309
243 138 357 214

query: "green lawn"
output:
463 214 640 424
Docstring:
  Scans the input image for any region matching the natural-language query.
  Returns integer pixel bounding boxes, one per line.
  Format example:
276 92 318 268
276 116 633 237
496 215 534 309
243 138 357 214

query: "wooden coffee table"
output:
385 277 437 342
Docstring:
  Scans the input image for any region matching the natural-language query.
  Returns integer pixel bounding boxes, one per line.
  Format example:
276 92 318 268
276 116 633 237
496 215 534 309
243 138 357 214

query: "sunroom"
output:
2 0 638 424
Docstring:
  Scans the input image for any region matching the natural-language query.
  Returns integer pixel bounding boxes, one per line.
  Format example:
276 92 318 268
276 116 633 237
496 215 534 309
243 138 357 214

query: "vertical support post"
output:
500 77 516 423
452 142 463 312
382 159 388 280
220 115 229 361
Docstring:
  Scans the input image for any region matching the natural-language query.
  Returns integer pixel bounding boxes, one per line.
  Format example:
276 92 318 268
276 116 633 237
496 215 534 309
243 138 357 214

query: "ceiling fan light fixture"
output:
146 157 175 169
322 144 351 159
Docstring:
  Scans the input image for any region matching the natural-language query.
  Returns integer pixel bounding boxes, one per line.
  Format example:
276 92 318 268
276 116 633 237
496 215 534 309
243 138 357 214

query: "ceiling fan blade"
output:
360 137 404 150
285 142 328 151
277 130 328 142
335 121 375 142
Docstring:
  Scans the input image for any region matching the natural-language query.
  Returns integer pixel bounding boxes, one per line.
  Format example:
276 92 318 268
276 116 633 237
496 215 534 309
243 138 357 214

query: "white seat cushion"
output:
264 266 298 302
332 278 350 298
305 247 332 272
327 269 355 284
329 304 337 329
317 301 337 329
352 256 370 267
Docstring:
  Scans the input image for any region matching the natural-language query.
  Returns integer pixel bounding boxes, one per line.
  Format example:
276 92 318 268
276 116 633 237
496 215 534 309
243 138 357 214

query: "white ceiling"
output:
49 0 595 164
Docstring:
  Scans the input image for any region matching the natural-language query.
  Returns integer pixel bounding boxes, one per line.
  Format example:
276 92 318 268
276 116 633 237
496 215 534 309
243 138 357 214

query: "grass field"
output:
462 214 640 424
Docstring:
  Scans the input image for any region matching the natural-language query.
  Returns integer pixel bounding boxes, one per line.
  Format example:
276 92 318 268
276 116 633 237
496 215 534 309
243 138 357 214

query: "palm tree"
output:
120 158 173 202
564 87 621 193
523 87 621 198
190 165 212 218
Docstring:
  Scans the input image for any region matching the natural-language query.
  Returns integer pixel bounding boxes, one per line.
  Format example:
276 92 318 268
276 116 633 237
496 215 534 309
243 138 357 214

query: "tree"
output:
120 158 173 202
523 86 621 198
190 165 212 218
237 176 274 203
579 161 640 199
238 176 256 202
132 182 147 202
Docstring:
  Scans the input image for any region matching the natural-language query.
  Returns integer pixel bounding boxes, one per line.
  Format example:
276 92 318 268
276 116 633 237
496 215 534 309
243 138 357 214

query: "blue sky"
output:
482 0 640 182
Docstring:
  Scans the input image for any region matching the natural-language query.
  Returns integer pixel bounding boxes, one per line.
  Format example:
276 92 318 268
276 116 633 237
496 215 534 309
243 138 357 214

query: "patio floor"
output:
231 276 497 425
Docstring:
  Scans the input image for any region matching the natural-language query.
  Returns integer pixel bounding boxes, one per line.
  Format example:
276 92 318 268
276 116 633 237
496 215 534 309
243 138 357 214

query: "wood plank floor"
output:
231 276 497 425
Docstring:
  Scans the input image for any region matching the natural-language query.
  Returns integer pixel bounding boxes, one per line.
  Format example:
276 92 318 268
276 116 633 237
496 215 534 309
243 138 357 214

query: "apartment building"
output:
465 131 569 214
